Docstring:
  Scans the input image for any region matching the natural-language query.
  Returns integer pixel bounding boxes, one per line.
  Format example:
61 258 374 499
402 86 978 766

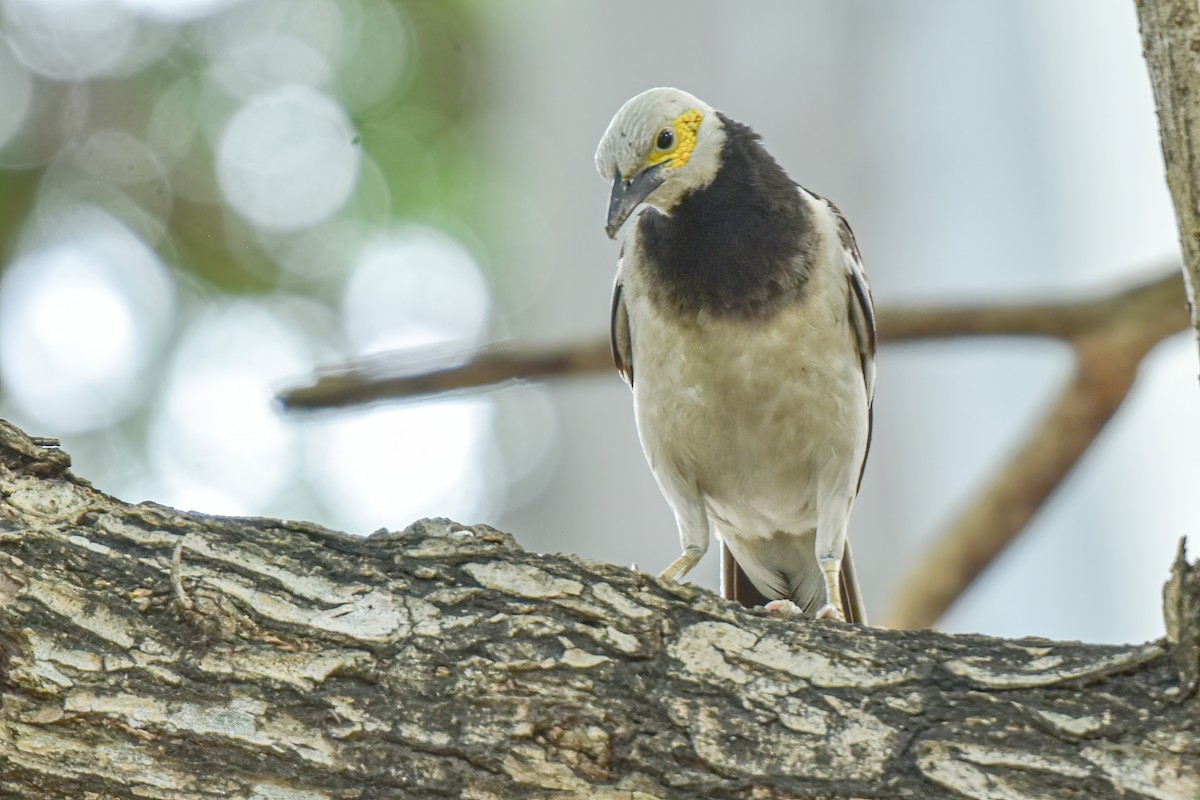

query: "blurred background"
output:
0 0 1194 644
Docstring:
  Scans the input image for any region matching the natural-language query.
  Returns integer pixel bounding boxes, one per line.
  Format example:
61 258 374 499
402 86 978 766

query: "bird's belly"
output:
631 302 867 540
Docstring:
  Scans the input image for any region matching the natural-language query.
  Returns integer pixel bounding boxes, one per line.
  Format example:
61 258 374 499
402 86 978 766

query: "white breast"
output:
620 206 869 544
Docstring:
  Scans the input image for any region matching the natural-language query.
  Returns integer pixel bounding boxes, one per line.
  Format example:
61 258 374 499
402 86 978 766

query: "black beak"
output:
605 165 665 239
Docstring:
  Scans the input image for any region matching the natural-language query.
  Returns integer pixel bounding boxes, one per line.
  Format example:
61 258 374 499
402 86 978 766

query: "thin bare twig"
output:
279 272 1182 409
281 341 614 411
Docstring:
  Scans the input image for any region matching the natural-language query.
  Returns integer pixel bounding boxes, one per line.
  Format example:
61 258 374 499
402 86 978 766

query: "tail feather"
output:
720 539 866 624
838 541 867 624
722 545 771 607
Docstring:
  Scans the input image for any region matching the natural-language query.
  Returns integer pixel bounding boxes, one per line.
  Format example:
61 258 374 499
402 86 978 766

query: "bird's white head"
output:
595 87 723 239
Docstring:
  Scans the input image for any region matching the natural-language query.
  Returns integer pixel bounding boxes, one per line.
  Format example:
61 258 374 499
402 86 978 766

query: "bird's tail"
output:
838 540 867 625
721 540 866 624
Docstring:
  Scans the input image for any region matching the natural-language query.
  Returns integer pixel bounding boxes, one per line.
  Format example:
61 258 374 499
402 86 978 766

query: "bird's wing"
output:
833 202 874 625
817 196 875 626
819 196 875 485
611 278 633 387
827 198 876 404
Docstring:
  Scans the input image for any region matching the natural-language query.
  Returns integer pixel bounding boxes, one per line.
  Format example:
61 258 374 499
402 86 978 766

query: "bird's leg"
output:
814 498 852 621
658 498 709 583
659 546 704 582
814 556 845 621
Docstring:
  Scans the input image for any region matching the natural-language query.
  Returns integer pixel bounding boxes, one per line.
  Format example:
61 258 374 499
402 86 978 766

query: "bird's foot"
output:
814 603 845 622
762 599 805 618
817 557 845 621
658 546 703 583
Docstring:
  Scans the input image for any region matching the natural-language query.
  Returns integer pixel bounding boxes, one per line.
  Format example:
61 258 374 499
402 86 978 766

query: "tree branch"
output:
885 271 1188 627
1137 0 1200 355
279 272 1184 411
282 341 614 411
1 419 1198 798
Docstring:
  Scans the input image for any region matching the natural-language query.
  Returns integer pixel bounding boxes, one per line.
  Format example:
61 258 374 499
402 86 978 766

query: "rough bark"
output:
1137 0 1200 355
0 419 1198 800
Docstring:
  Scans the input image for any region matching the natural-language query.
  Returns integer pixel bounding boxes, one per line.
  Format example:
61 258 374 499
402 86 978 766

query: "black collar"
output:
636 113 813 317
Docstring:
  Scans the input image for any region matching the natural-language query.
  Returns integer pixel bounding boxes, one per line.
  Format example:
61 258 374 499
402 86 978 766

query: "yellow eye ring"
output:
645 109 704 170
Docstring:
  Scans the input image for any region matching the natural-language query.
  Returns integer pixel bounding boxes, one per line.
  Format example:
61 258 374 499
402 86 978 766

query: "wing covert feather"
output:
611 280 633 387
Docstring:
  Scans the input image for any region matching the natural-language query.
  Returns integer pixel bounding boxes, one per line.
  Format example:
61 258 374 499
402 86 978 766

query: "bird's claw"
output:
762 599 805 617
815 603 845 622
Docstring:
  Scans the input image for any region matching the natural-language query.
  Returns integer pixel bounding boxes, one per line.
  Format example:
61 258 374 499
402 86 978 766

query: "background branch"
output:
282 341 614 411
0 418 1197 799
280 272 1184 411
885 272 1187 627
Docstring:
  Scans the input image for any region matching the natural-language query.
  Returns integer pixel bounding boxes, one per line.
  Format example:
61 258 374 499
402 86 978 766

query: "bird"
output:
595 87 875 622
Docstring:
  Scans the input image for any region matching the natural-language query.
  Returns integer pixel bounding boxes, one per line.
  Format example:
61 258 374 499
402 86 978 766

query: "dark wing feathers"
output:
611 280 633 387
826 197 876 402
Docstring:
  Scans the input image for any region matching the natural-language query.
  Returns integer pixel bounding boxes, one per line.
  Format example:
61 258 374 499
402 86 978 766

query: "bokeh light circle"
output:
209 33 333 97
217 85 360 231
148 299 312 514
36 128 174 245
338 0 411 113
0 43 34 151
307 400 496 533
3 0 141 81
342 226 491 356
0 207 175 432
114 0 246 22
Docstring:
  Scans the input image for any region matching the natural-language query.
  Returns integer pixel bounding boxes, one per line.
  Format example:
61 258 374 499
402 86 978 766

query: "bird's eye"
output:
656 128 675 150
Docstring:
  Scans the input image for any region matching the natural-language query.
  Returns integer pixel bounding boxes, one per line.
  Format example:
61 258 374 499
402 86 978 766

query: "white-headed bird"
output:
596 88 875 622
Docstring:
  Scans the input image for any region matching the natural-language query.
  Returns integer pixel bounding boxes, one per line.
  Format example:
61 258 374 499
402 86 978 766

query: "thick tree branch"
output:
1137 0 1200 353
1 419 1199 798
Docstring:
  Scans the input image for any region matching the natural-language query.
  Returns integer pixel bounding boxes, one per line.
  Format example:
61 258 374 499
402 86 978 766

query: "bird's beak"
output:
606 165 665 239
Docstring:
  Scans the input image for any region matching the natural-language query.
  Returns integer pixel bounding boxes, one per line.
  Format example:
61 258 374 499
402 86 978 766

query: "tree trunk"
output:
0 421 1197 798
1137 0 1200 360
